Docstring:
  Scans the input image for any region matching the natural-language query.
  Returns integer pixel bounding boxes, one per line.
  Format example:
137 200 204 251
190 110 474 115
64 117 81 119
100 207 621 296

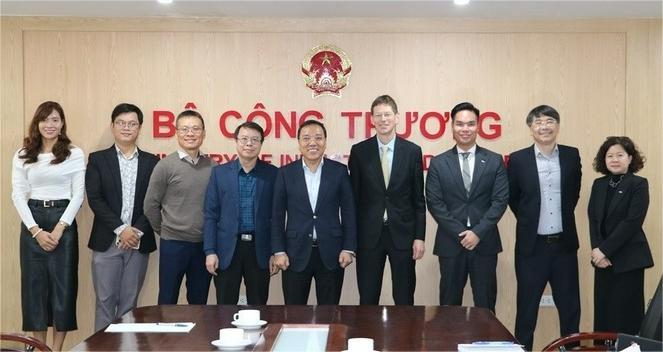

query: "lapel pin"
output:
481 159 486 163
618 190 623 194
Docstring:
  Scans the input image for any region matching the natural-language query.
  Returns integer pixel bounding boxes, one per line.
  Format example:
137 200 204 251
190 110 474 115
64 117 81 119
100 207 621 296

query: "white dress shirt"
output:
303 158 324 240
534 144 563 235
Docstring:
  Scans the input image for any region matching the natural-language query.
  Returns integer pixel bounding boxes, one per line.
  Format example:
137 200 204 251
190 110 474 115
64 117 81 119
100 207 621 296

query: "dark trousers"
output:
515 237 580 351
214 240 270 305
158 239 211 305
357 224 416 305
282 247 344 305
438 251 498 312
594 267 644 334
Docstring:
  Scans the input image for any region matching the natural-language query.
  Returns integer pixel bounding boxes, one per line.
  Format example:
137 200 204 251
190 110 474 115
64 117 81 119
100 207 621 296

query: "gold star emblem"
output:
321 53 331 65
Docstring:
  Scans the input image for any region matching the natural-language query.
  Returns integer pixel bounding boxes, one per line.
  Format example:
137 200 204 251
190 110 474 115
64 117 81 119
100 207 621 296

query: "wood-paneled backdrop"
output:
1 17 660 350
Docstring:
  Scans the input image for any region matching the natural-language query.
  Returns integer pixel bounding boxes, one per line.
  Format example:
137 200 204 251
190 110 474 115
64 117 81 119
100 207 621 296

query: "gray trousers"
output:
92 244 149 332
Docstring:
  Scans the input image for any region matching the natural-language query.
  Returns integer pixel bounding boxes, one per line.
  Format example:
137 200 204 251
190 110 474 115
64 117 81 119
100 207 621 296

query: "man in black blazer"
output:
508 105 582 351
348 95 426 305
426 102 508 313
86 103 159 331
272 120 357 304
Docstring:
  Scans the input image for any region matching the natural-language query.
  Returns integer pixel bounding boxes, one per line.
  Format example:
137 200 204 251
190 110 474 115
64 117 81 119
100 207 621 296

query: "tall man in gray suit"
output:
426 102 509 313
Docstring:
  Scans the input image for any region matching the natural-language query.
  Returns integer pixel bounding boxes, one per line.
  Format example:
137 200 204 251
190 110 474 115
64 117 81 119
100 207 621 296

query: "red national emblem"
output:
301 44 352 98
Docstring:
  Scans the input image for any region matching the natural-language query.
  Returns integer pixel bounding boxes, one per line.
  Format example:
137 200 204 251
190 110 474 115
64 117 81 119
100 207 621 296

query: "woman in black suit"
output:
588 136 653 334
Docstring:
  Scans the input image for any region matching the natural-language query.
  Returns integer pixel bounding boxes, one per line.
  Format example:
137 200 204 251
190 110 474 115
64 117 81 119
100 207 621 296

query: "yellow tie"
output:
381 146 390 188
381 146 390 221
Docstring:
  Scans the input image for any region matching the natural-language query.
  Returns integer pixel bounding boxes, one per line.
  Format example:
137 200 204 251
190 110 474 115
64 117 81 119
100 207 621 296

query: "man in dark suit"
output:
86 103 159 331
272 120 357 304
508 105 582 351
426 102 508 312
348 95 426 305
203 122 278 305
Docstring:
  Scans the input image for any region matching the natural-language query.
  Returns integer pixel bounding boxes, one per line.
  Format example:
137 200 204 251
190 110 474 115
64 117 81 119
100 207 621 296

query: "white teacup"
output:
219 328 244 343
347 337 374 351
233 309 260 323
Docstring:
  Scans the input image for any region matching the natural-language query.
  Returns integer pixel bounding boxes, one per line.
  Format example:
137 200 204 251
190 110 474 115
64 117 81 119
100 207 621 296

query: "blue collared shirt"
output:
534 144 563 235
238 165 256 233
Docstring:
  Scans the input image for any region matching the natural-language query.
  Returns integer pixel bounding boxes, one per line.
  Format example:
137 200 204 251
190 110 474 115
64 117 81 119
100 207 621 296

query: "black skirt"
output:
593 266 644 334
20 200 78 331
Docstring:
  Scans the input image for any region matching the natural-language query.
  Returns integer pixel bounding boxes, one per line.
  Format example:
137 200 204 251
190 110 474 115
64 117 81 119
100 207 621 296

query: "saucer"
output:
231 319 267 329
211 338 252 350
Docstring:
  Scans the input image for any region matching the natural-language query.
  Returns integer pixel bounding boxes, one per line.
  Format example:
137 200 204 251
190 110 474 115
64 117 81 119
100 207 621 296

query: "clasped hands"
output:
591 248 612 268
458 230 480 250
31 222 67 252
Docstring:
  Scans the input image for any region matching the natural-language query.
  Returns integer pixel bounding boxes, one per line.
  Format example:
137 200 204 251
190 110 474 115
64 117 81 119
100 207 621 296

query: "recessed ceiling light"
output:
157 0 173 4
454 0 470 5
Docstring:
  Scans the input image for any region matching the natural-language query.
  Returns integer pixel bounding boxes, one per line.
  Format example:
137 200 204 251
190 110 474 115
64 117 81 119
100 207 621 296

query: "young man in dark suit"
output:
86 103 159 331
271 120 357 304
508 105 582 351
203 122 278 305
426 102 509 313
348 95 426 305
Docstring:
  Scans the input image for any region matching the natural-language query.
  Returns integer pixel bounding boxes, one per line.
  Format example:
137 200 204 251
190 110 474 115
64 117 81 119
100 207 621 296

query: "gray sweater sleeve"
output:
143 160 167 234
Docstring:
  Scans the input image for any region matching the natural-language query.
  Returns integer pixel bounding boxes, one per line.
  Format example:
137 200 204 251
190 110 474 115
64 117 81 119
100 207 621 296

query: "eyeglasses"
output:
114 121 140 129
531 119 557 128
299 135 325 143
237 137 262 145
372 112 394 119
177 126 204 135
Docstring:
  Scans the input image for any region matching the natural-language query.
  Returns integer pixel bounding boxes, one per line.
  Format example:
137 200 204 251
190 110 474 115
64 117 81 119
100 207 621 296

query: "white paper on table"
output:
105 322 195 333
620 343 641 352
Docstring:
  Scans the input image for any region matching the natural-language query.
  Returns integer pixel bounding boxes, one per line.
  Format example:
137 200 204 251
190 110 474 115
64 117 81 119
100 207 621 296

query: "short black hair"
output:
451 102 480 121
111 103 143 124
176 110 205 130
234 121 265 143
593 136 645 175
526 105 560 126
297 119 327 139
371 95 398 115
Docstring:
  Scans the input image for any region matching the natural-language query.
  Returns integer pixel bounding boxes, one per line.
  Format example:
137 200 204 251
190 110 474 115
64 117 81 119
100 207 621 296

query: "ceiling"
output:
1 0 661 19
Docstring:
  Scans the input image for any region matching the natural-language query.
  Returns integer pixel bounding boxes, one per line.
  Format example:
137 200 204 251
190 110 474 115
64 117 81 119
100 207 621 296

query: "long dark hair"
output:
19 101 72 164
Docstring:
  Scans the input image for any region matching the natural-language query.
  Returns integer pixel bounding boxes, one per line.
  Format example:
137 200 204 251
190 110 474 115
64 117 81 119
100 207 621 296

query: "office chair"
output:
0 332 52 351
638 275 662 341
544 275 663 351
541 332 618 351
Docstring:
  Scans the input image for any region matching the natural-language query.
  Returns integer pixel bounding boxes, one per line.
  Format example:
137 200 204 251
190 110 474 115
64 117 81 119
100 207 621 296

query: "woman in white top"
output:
11 101 85 350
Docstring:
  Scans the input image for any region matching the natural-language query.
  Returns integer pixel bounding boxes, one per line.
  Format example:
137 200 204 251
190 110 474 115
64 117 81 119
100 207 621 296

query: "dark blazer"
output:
508 144 582 256
426 145 509 257
203 159 278 270
86 145 159 254
588 173 653 274
348 136 426 250
271 158 357 272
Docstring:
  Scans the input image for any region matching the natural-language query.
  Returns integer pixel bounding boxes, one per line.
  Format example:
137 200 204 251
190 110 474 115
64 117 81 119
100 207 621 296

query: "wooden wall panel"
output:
1 17 660 350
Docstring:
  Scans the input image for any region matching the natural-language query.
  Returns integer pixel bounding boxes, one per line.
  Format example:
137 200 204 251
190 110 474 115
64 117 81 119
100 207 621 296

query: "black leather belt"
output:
28 199 70 208
538 234 561 243
238 233 254 242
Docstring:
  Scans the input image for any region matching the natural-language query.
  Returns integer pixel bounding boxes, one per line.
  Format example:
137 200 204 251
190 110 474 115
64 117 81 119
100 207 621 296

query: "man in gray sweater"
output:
144 110 216 304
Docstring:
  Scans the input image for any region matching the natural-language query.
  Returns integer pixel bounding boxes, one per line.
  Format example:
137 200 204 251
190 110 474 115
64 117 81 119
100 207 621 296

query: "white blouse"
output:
11 146 86 229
